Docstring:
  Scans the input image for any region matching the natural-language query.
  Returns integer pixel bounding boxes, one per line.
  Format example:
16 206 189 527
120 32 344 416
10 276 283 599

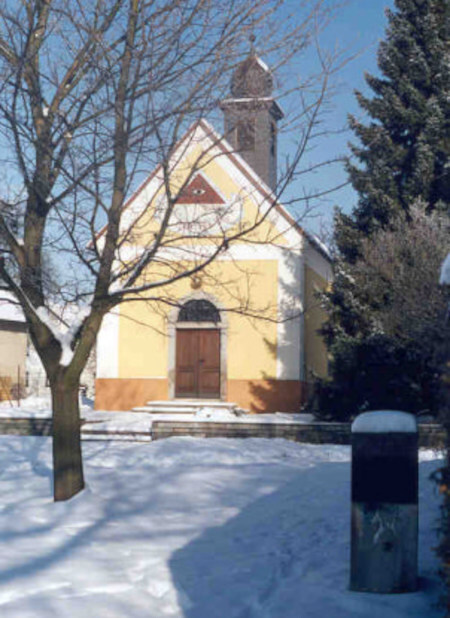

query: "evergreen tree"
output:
337 0 449 261
314 205 449 420
325 0 450 347
314 3 450 601
313 0 450 420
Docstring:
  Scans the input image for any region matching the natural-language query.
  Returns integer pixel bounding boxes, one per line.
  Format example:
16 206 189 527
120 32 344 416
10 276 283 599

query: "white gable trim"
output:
112 119 306 251
197 120 304 248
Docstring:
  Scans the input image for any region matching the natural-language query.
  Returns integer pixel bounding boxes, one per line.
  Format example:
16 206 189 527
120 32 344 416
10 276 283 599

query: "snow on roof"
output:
255 55 271 73
220 97 285 118
352 410 417 434
309 233 331 259
221 97 274 103
440 252 450 286
0 291 25 323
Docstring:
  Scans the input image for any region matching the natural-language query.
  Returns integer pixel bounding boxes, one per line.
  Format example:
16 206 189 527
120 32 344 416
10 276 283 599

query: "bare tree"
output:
0 0 341 501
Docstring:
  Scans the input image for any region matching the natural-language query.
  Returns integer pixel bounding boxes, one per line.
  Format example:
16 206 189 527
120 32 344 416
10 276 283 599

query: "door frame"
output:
168 292 227 400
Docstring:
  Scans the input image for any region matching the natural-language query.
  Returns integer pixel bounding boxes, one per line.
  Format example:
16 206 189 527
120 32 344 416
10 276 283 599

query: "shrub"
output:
308 334 442 421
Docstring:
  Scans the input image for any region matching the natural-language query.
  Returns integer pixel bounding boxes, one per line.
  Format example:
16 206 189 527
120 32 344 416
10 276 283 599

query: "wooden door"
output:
198 329 221 397
175 329 220 398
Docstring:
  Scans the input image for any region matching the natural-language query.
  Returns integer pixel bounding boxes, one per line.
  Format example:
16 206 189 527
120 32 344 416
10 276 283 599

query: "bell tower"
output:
220 50 284 191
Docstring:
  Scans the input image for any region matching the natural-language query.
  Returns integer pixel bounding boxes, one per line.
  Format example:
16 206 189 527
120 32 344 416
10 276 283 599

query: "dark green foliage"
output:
321 0 450 372
318 0 450 605
314 0 450 422
315 206 449 423
310 334 442 421
337 0 450 261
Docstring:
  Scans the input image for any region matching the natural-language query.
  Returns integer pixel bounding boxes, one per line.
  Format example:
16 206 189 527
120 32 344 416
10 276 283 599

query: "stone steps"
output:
131 400 238 415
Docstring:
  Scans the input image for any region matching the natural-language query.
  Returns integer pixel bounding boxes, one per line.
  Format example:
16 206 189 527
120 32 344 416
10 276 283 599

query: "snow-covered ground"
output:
0 435 444 617
0 396 316 436
0 396 55 418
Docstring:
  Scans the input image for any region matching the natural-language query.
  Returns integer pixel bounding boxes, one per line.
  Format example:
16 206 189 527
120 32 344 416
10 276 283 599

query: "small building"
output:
0 291 27 400
0 293 96 400
95 53 332 413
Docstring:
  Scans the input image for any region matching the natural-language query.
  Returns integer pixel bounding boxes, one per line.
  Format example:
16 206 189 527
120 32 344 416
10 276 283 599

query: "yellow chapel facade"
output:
94 55 331 413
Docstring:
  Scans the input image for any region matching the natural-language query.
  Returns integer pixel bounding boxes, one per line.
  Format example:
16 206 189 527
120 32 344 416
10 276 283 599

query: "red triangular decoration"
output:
176 174 225 204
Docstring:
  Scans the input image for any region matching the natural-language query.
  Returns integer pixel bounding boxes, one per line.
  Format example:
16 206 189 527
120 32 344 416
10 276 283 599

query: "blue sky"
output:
278 0 395 237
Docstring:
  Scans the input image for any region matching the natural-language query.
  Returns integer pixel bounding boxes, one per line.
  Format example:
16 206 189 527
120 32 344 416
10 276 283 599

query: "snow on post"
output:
350 410 418 593
351 410 417 434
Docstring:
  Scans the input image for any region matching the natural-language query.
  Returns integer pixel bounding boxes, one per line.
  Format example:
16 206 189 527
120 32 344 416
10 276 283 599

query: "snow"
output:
36 305 90 367
0 435 443 617
440 252 450 285
352 411 417 434
222 97 274 103
255 55 271 73
82 410 152 437
0 291 25 322
0 398 316 430
309 232 332 259
0 397 55 418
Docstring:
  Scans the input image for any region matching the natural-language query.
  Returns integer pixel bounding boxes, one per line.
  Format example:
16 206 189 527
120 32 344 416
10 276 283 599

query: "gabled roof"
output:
196 120 331 261
92 118 331 262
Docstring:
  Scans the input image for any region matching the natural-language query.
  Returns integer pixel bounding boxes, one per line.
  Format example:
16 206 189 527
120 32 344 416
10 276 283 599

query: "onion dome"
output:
230 53 274 98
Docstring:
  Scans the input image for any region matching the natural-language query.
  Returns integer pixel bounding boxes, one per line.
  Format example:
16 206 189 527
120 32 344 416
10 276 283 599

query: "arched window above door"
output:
178 299 220 323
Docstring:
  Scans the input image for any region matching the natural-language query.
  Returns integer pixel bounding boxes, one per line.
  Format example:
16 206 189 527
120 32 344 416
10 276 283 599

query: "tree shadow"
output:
247 371 304 414
169 458 442 618
0 437 176 614
80 393 94 408
169 460 350 617
0 435 52 481
0 437 441 617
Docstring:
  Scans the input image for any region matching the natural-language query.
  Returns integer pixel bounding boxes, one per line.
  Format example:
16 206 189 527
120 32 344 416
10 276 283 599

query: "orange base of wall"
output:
95 378 169 411
95 378 307 413
228 379 307 413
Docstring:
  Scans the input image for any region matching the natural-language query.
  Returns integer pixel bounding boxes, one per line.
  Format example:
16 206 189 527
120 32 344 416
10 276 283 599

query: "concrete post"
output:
350 410 418 593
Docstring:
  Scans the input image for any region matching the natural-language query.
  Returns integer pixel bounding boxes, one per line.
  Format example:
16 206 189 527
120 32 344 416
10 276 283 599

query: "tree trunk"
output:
51 377 84 501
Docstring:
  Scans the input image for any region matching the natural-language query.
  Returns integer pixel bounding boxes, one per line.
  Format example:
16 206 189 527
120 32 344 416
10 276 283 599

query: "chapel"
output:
95 52 331 413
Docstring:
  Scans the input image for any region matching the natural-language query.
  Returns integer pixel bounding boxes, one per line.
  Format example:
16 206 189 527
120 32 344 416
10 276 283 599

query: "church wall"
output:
116 256 279 381
94 118 323 413
304 264 329 380
95 253 306 412
128 144 286 251
95 377 169 411
227 379 305 414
